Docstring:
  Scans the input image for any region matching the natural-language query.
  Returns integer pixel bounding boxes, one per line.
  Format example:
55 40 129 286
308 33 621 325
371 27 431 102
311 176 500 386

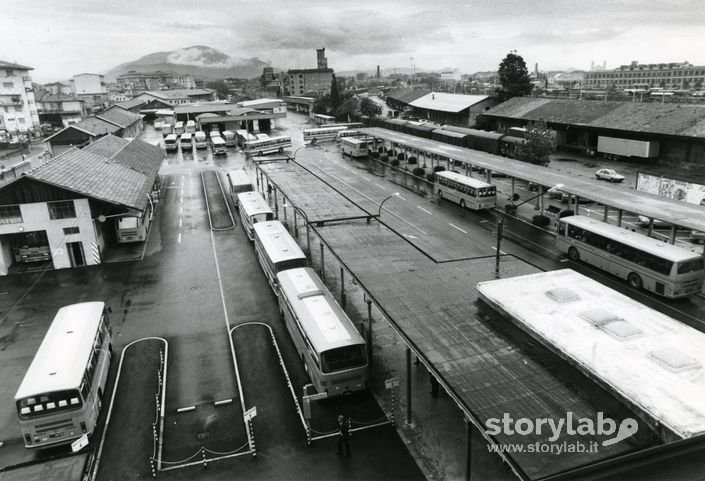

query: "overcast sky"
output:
2 0 705 82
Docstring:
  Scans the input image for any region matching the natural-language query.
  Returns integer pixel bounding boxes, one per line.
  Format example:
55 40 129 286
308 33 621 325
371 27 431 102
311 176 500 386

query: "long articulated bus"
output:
235 130 257 148
340 137 369 158
276 267 368 397
227 170 253 206
244 135 292 157
237 191 274 241
557 215 705 298
253 221 307 289
435 170 497 210
303 126 349 144
164 134 178 152
15 302 112 448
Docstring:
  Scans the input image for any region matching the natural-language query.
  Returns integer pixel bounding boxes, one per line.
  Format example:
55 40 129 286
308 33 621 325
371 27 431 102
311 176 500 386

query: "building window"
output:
48 200 76 220
0 205 22 224
3 82 13 88
63 226 80 235
5 70 13 77
18 118 25 124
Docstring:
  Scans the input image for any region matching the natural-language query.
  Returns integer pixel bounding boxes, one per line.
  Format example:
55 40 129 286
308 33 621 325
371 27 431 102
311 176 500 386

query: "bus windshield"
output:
321 345 367 373
17 389 82 420
678 258 705 275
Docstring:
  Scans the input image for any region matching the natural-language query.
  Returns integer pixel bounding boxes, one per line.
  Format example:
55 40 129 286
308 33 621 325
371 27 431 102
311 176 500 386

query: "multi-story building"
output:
286 48 334 97
44 82 73 96
37 93 87 128
71 73 108 112
0 60 40 141
584 61 705 91
116 70 174 92
173 74 196 90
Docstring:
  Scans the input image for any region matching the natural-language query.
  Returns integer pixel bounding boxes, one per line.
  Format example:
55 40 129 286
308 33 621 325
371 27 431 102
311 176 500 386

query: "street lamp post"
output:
495 184 563 272
378 192 400 218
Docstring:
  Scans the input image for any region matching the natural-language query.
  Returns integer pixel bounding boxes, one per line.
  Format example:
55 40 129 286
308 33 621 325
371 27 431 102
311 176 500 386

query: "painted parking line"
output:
490 246 507 254
179 218 183 228
397 194 408 201
449 223 468 234
374 183 386 190
417 206 432 215
403 234 418 239
178 233 182 243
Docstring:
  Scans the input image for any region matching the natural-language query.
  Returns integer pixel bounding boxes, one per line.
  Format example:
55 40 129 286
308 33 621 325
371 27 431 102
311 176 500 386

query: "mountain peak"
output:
166 46 231 67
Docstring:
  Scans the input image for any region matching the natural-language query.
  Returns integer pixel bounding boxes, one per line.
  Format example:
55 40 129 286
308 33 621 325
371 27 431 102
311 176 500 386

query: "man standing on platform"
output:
336 414 351 456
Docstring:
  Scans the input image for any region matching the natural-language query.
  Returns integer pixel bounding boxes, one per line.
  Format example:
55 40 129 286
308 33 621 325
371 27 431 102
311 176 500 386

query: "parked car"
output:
691 231 705 244
595 168 625 182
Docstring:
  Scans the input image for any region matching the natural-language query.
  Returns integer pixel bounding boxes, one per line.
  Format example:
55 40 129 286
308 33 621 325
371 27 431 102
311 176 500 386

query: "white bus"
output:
164 134 178 152
222 130 237 147
211 136 227 155
340 137 369 158
557 216 705 298
253 221 307 289
477 269 705 439
116 203 152 244
303 126 348 144
15 302 112 449
435 171 496 210
256 133 270 141
237 191 274 241
179 133 192 149
314 113 336 125
185 120 196 134
194 131 208 149
336 130 361 142
174 121 185 135
244 135 292 157
227 170 253 205
235 130 257 148
277 267 368 397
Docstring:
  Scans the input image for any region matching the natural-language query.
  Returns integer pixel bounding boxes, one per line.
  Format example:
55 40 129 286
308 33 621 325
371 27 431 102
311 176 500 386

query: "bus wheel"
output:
568 247 580 262
459 199 466 210
628 273 643 290
438 190 443 200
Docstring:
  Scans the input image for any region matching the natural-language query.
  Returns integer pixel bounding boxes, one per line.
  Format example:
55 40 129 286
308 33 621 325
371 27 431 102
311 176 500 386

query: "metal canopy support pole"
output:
366 300 373 369
319 242 325 280
670 225 677 244
405 347 412 425
305 223 311 262
256 167 261 191
340 267 346 309
648 219 654 237
603 205 609 223
617 209 623 227
282 196 287 224
274 188 279 219
486 170 491 184
293 210 299 237
465 419 473 481
464 163 469 176
511 177 516 197
538 186 544 214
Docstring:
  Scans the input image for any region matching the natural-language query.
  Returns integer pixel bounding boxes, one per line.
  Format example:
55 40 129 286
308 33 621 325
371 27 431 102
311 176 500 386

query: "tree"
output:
496 51 533 101
515 120 554 167
359 97 382 118
206 80 229 100
330 75 341 111
335 97 359 121
313 94 332 114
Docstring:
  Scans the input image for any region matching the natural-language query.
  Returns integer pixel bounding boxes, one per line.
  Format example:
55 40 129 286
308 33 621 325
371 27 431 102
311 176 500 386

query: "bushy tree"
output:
359 97 382 117
335 97 359 121
313 94 331 114
515 120 554 166
206 80 229 100
496 51 533 101
330 75 341 111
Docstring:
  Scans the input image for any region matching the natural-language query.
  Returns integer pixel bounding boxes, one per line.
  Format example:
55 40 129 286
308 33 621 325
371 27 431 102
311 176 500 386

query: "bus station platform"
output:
358 127 705 235
256 159 661 480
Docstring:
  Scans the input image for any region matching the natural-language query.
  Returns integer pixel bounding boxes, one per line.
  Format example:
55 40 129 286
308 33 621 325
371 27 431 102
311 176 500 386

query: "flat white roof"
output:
436 170 493 188
253 221 305 265
409 92 489 113
237 191 273 216
15 302 104 400
477 269 705 439
561 216 702 262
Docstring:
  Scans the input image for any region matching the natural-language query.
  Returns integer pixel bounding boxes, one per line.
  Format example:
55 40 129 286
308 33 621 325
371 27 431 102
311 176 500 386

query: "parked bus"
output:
209 126 221 138
223 130 238 147
253 221 307 289
314 113 336 125
174 121 185 135
211 136 227 155
15 302 112 448
237 191 274 241
194 131 208 149
244 135 292 156
227 170 253 205
179 133 192 149
161 123 174 136
11 231 51 263
336 130 361 142
256 133 270 141
303 126 348 144
116 202 153 243
277 267 368 397
435 171 496 210
557 215 705 298
185 120 196 134
340 137 369 158
164 134 178 152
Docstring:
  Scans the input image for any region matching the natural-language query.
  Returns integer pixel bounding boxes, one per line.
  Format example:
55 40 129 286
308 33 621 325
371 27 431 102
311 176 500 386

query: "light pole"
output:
378 192 400 218
290 138 317 161
495 184 563 272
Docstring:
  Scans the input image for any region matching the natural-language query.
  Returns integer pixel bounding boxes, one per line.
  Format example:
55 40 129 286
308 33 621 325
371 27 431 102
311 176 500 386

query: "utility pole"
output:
410 57 414 87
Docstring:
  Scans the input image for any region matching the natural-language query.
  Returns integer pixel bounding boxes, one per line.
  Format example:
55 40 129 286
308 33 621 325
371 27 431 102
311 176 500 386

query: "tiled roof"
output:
116 97 148 110
174 103 237 114
0 60 33 70
97 106 142 128
25 136 164 211
482 97 705 138
386 88 430 105
45 117 121 142
409 93 490 113
144 88 213 100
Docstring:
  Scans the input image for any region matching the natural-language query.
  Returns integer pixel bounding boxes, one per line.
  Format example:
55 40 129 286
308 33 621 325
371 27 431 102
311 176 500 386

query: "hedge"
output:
412 167 425 177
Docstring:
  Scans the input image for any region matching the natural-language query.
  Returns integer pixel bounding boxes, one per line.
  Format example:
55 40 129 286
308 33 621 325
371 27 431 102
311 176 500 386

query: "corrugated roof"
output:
116 97 148 110
386 88 430 105
97 106 142 128
144 88 213 100
174 103 238 114
0 60 33 70
483 97 705 138
409 92 489 113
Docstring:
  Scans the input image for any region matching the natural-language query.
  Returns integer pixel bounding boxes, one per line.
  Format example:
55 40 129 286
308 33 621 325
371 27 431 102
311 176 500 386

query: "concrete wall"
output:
0 198 100 275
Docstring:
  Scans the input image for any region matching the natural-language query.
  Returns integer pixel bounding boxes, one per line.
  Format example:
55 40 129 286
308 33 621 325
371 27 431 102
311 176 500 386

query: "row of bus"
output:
369 117 526 158
234 189 368 397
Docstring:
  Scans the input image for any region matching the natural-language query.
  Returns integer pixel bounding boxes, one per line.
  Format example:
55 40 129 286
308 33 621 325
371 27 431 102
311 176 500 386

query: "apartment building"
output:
286 48 334 97
0 60 40 141
584 61 705 91
71 73 108 112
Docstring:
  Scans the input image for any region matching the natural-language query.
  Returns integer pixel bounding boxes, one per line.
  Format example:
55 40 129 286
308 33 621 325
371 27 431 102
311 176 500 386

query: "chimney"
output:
376 65 380 79
316 48 328 69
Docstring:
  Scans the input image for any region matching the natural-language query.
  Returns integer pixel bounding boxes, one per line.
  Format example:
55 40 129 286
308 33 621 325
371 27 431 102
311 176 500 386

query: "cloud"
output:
515 27 627 46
